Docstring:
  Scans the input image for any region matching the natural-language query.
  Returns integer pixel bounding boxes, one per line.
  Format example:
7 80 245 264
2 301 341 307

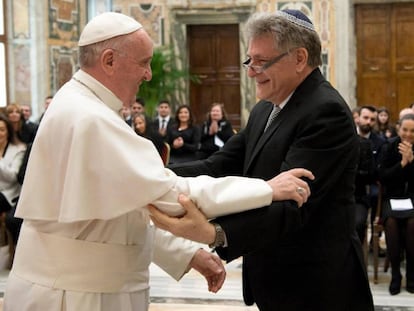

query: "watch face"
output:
215 224 225 247
209 223 225 248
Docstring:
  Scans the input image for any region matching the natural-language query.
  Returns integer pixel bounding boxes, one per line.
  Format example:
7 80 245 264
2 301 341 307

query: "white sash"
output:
11 224 153 293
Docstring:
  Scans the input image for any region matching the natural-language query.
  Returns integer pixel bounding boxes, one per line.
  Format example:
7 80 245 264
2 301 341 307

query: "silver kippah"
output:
79 12 143 47
276 9 315 32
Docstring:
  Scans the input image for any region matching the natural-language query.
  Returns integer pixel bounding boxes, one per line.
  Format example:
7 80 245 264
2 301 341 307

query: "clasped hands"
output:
147 168 314 293
173 137 184 148
399 141 414 167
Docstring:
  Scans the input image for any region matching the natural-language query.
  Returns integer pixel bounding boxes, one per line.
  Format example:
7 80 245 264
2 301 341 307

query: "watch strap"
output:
208 222 226 249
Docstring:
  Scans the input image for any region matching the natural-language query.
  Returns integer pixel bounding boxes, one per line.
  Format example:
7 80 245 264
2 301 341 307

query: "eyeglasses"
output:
242 52 289 74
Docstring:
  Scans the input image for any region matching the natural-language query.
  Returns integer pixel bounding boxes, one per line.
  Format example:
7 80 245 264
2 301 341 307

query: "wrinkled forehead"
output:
247 34 279 56
127 29 153 56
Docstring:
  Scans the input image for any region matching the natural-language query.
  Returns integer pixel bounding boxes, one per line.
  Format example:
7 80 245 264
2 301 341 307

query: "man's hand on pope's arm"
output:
189 248 226 293
266 168 314 207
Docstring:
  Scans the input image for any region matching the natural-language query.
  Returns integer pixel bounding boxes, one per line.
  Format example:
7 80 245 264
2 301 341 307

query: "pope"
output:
3 12 313 311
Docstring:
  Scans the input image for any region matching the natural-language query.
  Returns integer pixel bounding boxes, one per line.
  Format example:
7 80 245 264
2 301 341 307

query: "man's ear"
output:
101 49 115 75
295 47 308 73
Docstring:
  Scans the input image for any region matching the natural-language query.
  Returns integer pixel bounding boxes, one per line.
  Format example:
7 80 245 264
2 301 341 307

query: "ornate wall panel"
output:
12 0 29 39
49 0 80 42
130 4 163 46
9 0 31 106
50 45 78 92
48 0 80 96
12 44 31 104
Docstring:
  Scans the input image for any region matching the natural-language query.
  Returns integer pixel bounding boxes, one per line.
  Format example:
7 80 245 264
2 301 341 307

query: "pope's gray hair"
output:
78 34 132 68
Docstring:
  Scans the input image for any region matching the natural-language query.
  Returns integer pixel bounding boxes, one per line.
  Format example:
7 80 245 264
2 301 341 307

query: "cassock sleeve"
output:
16 104 272 222
152 228 203 280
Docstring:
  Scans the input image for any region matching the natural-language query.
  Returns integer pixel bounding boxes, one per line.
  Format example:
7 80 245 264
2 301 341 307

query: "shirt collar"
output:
273 91 294 109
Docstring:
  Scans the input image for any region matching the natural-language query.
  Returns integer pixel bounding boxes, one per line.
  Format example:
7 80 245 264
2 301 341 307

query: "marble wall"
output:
4 0 412 119
6 0 83 117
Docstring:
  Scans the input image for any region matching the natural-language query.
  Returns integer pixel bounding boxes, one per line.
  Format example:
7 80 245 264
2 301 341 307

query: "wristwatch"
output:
208 222 226 249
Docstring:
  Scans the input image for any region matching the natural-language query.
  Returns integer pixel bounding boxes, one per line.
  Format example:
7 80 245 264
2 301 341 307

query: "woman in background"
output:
0 113 26 214
168 105 200 164
5 103 37 144
378 113 414 295
133 113 164 157
375 107 396 139
197 103 234 160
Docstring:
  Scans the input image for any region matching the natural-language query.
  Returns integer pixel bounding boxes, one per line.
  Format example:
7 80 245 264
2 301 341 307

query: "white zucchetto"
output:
78 12 143 47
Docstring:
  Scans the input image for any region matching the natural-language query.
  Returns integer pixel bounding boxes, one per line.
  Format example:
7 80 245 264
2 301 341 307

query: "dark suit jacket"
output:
151 117 174 141
19 121 38 144
198 119 234 159
378 136 414 220
170 69 374 311
378 136 414 197
368 131 385 164
168 125 201 164
355 136 375 203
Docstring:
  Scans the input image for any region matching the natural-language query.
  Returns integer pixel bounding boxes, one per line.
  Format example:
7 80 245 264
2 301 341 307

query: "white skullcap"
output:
78 12 143 47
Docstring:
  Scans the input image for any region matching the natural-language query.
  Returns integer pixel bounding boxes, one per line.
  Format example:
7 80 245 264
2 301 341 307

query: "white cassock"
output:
4 70 273 311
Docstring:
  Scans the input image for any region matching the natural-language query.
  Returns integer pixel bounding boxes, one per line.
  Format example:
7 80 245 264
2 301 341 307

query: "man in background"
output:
38 95 53 123
152 99 173 140
357 105 386 255
132 97 151 123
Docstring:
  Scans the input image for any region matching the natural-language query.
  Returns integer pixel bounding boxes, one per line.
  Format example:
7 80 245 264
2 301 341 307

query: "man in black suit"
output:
357 105 386 253
151 99 174 141
149 10 374 311
354 136 376 243
358 105 386 161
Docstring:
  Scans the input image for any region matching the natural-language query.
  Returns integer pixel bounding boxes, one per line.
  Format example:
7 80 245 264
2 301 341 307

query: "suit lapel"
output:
244 68 324 174
245 103 289 173
244 102 273 164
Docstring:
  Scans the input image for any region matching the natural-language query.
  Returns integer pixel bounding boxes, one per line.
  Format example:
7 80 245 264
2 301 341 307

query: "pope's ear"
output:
101 49 115 73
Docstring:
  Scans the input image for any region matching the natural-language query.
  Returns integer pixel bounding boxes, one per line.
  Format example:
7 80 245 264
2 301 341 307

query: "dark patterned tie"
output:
161 119 166 129
264 105 281 132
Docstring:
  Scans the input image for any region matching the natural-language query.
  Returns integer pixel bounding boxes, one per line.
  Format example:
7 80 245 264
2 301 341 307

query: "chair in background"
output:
362 221 369 267
372 182 389 284
161 142 170 166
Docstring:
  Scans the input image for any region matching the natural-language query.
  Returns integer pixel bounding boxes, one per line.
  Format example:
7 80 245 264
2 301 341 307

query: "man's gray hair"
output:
245 12 322 68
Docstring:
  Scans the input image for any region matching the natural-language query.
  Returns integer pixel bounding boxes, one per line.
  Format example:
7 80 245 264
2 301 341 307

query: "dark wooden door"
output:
188 24 241 130
356 3 414 122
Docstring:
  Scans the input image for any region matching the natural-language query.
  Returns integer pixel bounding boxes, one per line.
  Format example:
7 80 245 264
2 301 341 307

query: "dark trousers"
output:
5 205 23 245
0 192 12 213
355 202 369 243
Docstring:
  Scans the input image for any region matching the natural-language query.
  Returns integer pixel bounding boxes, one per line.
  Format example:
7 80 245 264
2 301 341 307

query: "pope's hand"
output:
266 168 314 207
189 248 226 293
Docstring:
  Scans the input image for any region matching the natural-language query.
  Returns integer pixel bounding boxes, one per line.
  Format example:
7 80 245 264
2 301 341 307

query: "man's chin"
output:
359 125 372 133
